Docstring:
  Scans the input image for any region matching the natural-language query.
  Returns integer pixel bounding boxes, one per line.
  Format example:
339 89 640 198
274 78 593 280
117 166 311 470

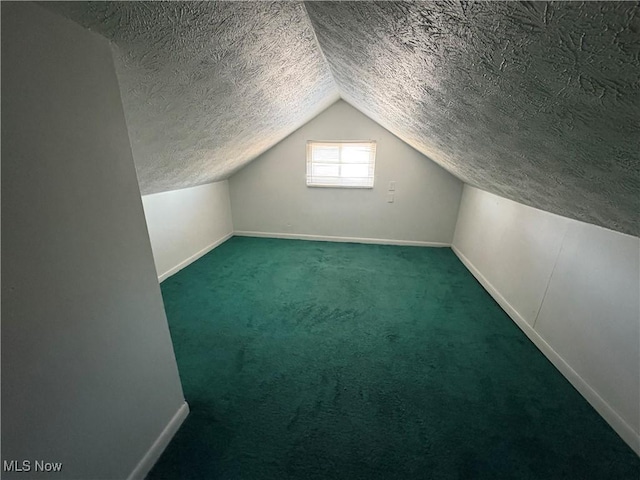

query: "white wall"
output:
2 3 187 478
453 185 640 454
142 181 233 281
229 100 463 246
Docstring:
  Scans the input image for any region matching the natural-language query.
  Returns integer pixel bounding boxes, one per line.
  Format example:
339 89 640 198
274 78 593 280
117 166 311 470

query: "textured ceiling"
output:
45 1 638 235
44 1 339 194
305 1 640 236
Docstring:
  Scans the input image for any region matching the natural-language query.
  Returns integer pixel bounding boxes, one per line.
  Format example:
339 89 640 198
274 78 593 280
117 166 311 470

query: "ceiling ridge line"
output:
301 0 343 100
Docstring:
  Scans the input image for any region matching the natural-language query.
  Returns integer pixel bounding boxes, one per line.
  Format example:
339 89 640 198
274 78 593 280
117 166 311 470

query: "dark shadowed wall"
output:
2 3 187 478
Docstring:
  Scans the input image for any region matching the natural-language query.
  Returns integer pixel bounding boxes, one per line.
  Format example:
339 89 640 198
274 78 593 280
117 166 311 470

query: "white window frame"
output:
306 140 376 188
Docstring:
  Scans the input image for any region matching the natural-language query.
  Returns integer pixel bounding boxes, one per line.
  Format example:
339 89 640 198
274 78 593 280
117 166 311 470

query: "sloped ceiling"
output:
45 1 638 236
305 1 640 236
43 1 339 194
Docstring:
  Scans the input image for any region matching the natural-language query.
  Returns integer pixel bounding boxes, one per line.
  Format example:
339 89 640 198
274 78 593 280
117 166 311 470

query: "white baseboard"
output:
233 230 450 248
158 232 233 282
128 401 190 480
451 245 640 456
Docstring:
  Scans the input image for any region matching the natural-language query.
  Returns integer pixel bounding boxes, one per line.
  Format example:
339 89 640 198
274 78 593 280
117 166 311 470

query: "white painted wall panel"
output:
229 100 463 245
534 223 640 433
142 181 233 281
2 3 186 478
453 186 569 324
453 185 640 454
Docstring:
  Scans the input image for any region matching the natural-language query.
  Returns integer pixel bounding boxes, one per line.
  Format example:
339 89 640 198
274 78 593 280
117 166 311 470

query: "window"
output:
306 141 376 188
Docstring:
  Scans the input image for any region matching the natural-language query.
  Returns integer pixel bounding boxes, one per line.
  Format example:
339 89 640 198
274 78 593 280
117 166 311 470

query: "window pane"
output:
342 145 370 164
342 177 373 187
312 146 339 163
341 164 369 178
312 164 340 177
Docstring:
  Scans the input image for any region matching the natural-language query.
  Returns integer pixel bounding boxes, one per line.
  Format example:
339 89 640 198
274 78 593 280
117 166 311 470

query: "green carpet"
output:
147 237 639 479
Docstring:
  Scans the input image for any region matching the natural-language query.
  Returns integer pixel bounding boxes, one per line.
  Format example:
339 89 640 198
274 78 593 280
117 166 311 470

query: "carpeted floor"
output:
147 237 639 479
